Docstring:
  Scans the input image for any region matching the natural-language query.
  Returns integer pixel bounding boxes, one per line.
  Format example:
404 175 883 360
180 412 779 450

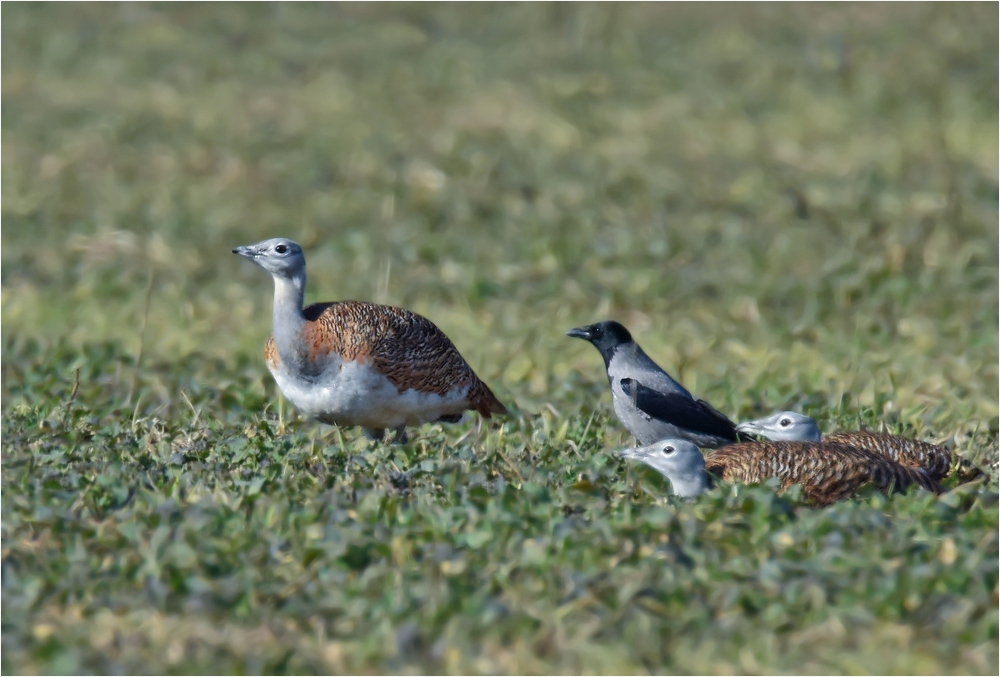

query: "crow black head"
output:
566 320 634 365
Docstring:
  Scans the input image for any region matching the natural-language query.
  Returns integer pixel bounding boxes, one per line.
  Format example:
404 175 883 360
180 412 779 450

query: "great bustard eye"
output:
275 244 288 254
780 418 791 427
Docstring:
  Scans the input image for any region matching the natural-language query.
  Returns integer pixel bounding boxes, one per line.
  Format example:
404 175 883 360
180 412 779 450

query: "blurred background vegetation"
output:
2 3 998 674
3 3 998 419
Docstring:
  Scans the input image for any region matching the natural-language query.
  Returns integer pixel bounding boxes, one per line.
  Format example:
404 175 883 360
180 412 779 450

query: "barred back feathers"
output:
704 440 942 507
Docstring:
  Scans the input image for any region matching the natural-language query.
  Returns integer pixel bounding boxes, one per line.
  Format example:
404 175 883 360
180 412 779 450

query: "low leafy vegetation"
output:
3 4 998 674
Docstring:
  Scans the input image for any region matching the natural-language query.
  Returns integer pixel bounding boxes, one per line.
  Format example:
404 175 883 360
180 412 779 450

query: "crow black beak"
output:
566 326 593 341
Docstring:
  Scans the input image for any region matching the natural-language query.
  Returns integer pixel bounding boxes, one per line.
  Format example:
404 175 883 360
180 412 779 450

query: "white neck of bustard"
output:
271 270 307 364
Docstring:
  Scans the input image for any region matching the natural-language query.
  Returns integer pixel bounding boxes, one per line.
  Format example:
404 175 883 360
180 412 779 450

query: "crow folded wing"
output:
619 378 738 442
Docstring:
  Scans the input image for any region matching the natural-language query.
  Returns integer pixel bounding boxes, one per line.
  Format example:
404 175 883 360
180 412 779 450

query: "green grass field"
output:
2 3 998 674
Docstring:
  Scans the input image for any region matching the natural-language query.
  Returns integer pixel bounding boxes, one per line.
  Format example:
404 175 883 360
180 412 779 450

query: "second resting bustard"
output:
735 411 984 483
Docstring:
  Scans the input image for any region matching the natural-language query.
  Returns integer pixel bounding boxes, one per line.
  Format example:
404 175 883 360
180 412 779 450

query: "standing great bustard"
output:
617 438 942 507
233 237 507 443
735 412 984 483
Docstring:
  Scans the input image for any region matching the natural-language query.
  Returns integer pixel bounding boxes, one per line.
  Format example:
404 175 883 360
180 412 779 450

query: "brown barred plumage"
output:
824 430 984 483
704 440 943 507
266 301 506 417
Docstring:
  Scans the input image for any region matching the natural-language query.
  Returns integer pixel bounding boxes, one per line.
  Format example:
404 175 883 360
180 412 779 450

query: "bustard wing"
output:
825 430 982 483
704 441 938 507
298 300 507 416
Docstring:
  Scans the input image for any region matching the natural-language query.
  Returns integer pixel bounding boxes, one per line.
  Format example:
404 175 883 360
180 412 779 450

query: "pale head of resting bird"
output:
736 411 822 442
616 438 708 498
233 238 305 279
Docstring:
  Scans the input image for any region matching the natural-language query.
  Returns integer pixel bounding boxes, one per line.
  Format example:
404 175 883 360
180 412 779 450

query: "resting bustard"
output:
617 438 942 507
736 412 984 483
233 237 507 443
566 320 738 448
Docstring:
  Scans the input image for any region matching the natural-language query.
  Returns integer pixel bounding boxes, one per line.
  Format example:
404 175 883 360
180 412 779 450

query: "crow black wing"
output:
619 378 738 442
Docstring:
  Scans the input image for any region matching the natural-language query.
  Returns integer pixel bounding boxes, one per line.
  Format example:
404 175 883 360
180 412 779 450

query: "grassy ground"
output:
2 3 998 674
